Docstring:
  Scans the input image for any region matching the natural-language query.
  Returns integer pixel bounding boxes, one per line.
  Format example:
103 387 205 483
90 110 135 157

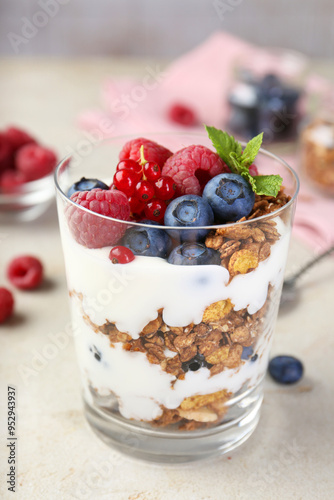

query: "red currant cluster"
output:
112 157 177 222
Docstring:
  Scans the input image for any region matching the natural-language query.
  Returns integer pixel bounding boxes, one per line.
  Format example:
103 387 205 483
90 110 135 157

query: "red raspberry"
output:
168 103 197 127
7 256 43 290
5 127 36 152
0 170 27 192
249 163 259 176
16 144 57 181
162 145 230 196
0 287 14 323
0 133 13 173
66 189 130 248
119 138 172 168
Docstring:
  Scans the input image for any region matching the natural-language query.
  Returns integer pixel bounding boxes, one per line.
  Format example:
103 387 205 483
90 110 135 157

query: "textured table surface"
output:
0 58 333 500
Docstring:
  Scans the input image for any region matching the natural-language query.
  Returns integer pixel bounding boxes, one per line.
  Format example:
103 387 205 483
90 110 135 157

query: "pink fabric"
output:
78 32 334 251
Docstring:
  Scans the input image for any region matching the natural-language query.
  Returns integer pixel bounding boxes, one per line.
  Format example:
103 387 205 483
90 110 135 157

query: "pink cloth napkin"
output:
78 32 334 252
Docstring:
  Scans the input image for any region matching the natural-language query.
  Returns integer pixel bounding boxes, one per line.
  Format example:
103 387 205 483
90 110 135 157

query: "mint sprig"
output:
205 125 283 197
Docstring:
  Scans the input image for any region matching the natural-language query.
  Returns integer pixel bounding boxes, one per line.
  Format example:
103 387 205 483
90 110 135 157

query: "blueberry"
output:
89 345 102 362
167 243 220 266
241 346 254 360
203 173 255 222
268 355 303 384
182 354 212 373
67 177 109 197
122 226 172 258
164 194 214 243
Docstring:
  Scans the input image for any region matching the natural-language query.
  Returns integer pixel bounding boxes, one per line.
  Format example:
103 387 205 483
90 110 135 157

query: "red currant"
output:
154 176 177 200
113 170 138 196
109 246 135 264
143 161 161 181
116 159 142 181
135 180 155 202
128 195 145 215
144 199 166 222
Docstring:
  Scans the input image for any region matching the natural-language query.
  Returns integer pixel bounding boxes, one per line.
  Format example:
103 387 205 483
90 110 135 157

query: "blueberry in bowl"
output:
164 194 214 243
203 173 255 222
122 225 172 258
67 177 109 197
167 242 220 266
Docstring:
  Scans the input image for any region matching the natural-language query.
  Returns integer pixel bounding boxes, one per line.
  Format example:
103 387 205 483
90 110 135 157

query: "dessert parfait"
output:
56 127 298 461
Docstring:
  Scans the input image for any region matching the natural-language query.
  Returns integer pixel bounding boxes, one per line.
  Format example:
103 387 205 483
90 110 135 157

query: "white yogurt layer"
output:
60 216 289 339
58 212 290 421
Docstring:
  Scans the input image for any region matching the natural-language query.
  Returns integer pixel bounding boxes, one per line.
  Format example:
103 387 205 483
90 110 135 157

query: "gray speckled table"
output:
0 58 333 500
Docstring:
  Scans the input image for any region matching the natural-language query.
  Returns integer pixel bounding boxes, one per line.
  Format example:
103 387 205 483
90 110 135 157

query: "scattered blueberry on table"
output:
268 355 304 384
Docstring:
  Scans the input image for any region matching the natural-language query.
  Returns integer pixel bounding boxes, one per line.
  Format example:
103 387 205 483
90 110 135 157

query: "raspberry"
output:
7 256 43 290
119 138 172 168
0 287 14 323
168 103 197 127
16 143 57 181
0 170 27 192
0 133 13 173
66 189 130 248
161 145 230 196
5 127 36 152
249 163 259 176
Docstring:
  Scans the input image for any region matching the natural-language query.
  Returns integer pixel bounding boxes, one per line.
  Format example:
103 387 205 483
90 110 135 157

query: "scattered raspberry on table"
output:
7 255 44 290
0 287 14 323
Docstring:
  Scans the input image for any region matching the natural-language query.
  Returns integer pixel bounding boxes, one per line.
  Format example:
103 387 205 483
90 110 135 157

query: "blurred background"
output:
1 0 334 58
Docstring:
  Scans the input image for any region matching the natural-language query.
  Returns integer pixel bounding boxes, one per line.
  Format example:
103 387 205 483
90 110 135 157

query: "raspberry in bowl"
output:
55 130 299 463
0 126 57 222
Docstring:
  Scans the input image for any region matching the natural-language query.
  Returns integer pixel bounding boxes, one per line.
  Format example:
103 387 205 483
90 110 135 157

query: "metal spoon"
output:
280 244 334 308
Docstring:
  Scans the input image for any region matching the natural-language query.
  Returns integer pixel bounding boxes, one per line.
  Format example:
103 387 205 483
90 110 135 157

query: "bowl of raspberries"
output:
0 126 58 221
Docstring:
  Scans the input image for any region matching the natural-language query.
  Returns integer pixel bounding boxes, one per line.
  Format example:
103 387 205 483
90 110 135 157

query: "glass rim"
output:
54 135 300 231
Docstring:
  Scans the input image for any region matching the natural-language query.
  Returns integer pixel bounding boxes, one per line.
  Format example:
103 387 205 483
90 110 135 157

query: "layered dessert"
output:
301 118 334 195
58 127 293 431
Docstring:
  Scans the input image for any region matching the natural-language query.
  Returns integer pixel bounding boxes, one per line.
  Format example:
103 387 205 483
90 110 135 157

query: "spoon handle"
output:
287 244 334 285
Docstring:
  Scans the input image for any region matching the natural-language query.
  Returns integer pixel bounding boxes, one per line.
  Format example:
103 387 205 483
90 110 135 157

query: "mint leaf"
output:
240 133 263 167
205 125 242 172
205 125 282 197
252 175 283 197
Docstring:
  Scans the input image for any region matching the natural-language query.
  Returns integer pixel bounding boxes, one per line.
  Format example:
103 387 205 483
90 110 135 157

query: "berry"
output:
7 255 43 290
113 169 138 196
116 159 142 180
135 180 155 202
167 243 220 266
5 126 36 151
203 173 255 222
109 246 135 264
122 226 172 258
16 143 57 181
154 176 177 200
241 346 258 361
128 196 145 216
249 164 259 176
268 355 303 384
144 199 166 223
182 354 212 372
162 145 229 196
164 194 214 243
168 103 197 127
143 162 161 181
66 189 130 248
0 287 14 323
67 177 109 198
0 170 27 192
0 133 13 173
119 138 172 168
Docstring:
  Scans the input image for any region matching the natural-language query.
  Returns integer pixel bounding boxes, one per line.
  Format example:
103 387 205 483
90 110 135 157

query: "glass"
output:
55 133 299 463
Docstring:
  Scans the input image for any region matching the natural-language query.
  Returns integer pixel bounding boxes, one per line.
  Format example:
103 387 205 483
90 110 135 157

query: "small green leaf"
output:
205 125 242 171
241 133 263 167
252 175 283 197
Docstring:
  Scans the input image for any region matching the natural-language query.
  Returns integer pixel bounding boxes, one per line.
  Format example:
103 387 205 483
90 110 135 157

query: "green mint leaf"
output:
205 125 242 172
240 133 263 167
252 175 283 197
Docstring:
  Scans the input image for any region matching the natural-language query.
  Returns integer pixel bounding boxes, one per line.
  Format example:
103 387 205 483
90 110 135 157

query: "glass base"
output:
84 383 263 464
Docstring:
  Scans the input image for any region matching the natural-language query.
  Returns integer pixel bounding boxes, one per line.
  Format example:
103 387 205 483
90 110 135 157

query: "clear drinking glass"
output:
55 134 299 463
